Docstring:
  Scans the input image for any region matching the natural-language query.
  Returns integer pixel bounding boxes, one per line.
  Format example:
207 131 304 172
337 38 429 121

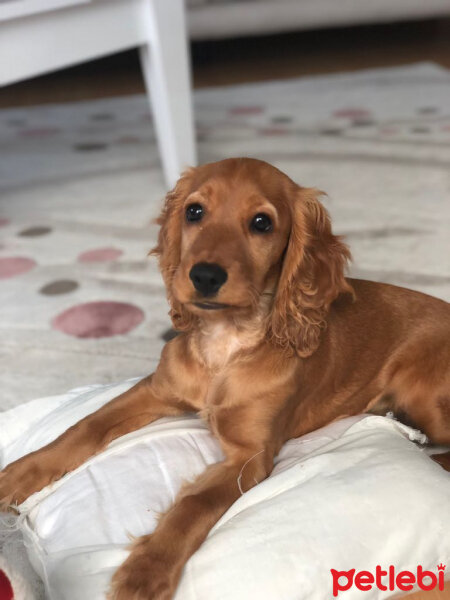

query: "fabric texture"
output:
1 380 450 600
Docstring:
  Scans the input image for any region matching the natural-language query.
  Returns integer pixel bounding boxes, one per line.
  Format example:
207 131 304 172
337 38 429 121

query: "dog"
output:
1 158 449 599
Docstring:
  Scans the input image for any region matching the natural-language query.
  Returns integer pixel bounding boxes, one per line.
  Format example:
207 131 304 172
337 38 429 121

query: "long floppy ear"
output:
150 169 196 331
270 187 353 357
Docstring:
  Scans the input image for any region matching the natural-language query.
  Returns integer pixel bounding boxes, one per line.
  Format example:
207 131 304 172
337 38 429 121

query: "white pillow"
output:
1 379 449 600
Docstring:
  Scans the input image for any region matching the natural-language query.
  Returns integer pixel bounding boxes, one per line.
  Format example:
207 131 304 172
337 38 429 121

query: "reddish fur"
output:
399 581 450 599
0 158 448 600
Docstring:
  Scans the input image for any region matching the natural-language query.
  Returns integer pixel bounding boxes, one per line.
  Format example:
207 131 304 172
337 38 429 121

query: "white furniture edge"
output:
0 0 197 188
187 0 450 40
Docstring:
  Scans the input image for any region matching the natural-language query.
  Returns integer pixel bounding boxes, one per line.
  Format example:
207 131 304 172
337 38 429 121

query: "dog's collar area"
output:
193 301 230 310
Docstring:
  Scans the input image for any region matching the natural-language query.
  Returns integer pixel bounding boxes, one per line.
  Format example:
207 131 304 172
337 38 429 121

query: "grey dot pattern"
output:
161 328 178 342
40 280 79 295
73 143 108 152
90 113 115 121
19 226 52 237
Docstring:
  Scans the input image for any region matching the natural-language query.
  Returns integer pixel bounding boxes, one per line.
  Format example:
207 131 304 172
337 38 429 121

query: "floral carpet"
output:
1 62 449 410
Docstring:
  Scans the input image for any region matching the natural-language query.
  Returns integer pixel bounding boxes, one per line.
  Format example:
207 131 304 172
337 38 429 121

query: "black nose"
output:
189 262 228 297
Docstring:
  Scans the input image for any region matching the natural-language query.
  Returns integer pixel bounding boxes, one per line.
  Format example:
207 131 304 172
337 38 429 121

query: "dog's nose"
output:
189 263 228 297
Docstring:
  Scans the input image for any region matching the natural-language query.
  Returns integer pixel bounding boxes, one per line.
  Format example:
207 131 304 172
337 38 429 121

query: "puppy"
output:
1 158 449 600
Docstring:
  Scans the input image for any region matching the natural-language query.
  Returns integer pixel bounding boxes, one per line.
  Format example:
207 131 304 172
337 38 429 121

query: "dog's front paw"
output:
109 537 179 600
0 455 56 512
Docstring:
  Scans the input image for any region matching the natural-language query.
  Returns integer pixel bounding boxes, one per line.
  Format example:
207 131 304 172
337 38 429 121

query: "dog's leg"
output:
426 393 450 472
0 375 193 510
380 338 450 471
398 387 450 470
431 452 450 472
108 446 273 600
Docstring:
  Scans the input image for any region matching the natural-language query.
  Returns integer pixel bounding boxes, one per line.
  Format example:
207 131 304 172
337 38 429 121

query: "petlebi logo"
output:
330 564 446 596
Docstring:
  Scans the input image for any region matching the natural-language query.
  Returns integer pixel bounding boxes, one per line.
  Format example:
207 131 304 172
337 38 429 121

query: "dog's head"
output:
152 158 352 356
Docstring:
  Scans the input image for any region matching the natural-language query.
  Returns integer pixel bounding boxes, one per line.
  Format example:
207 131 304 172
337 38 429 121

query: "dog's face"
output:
171 164 292 316
153 158 352 356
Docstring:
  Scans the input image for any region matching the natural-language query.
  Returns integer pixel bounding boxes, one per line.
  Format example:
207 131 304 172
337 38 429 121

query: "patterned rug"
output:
1 62 450 411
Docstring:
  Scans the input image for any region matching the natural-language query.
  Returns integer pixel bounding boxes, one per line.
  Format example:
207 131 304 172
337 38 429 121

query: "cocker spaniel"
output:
1 158 449 600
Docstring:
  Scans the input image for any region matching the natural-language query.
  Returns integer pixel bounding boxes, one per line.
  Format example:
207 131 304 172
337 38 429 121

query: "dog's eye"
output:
250 213 272 233
186 203 204 223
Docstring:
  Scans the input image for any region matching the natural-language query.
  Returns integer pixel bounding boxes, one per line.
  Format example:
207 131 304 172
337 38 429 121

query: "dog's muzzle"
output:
189 262 228 297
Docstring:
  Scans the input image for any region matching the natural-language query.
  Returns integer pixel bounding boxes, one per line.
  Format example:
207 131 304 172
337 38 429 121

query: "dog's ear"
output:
269 187 353 357
150 169 196 331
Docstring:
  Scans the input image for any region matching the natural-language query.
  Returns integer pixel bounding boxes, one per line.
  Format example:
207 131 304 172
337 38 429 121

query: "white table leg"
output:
139 0 197 189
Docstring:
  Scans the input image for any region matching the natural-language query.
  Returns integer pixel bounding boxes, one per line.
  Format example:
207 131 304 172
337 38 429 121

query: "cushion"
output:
1 378 449 599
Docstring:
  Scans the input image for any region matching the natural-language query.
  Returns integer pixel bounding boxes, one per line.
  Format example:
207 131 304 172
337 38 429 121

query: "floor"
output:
1 19 450 107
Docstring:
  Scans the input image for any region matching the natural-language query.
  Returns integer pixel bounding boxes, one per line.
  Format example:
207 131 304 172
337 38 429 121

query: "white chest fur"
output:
199 322 246 369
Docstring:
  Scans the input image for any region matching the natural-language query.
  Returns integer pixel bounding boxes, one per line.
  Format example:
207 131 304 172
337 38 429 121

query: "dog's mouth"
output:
192 301 231 310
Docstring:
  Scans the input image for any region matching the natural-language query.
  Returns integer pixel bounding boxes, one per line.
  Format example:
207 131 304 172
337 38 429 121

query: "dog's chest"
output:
195 322 265 426
199 323 245 370
195 325 246 424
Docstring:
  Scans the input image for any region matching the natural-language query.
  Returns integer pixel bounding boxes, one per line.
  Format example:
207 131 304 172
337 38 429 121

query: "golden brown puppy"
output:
1 158 449 600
